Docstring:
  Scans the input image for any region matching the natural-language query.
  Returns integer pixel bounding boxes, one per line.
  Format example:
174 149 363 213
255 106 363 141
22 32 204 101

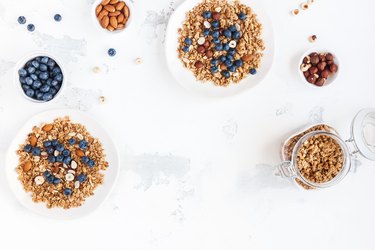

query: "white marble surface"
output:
0 0 375 249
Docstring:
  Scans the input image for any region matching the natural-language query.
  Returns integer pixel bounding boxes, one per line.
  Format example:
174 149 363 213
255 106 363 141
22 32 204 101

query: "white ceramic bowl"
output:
14 51 66 103
91 0 133 35
298 47 340 88
5 109 120 219
165 0 274 98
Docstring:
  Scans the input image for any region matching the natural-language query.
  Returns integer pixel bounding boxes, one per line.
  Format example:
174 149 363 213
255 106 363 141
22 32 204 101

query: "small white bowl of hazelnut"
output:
299 48 339 87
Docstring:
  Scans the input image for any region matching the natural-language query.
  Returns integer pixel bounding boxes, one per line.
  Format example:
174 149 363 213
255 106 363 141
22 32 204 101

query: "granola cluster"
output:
16 117 108 209
177 0 265 86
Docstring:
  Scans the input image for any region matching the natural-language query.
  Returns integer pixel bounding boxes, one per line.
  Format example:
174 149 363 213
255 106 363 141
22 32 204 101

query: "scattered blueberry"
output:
184 38 192 45
221 70 230 78
234 60 243 67
39 64 48 71
228 48 236 56
203 11 212 19
213 38 220 44
228 65 237 72
51 139 58 147
81 156 90 164
238 12 247 20
219 55 227 62
43 171 51 178
232 31 241 40
211 20 220 28
54 74 63 82
226 55 233 61
63 156 72 165
31 60 39 68
46 147 54 154
68 138 76 145
39 72 49 80
77 174 87 183
47 59 55 68
223 43 230 51
47 175 55 183
20 77 26 84
56 155 64 162
223 30 232 38
54 14 62 22
182 46 189 53
211 30 219 38
42 93 53 101
17 16 26 24
25 77 33 85
225 60 233 67
88 160 95 168
79 140 88 150
53 178 62 184
41 57 49 64
215 44 223 51
22 84 30 91
62 149 70 157
31 147 41 156
43 141 52 148
211 66 219 73
108 48 116 57
48 155 56 163
30 74 38 81
27 24 35 32
27 67 36 74
32 80 42 89
63 188 72 196
203 29 210 36
55 143 64 152
211 59 219 65
51 80 59 87
250 68 257 75
23 144 32 152
229 25 237 32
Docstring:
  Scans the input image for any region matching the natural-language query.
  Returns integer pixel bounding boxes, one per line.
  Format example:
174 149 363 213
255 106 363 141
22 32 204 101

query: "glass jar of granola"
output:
275 109 375 190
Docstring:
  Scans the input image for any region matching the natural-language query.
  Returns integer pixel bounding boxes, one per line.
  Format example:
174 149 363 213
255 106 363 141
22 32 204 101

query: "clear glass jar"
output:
275 108 375 190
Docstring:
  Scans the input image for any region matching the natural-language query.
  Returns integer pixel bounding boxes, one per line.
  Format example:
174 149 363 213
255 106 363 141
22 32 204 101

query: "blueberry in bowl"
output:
16 53 65 103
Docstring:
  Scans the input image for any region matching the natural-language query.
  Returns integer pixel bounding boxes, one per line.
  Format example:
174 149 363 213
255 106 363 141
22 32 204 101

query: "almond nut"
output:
96 4 103 16
117 23 125 29
109 11 121 16
104 5 116 12
110 0 119 3
123 5 130 17
107 25 115 31
100 15 109 28
101 0 111 4
98 9 108 20
76 149 85 157
29 135 37 146
116 1 125 10
23 161 32 172
109 16 118 28
117 14 124 23
42 124 53 132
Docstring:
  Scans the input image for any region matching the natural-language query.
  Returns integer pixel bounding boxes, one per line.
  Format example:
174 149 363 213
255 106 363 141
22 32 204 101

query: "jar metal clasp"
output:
275 161 296 178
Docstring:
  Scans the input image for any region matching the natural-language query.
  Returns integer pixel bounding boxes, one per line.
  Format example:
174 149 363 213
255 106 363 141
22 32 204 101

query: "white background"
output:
0 0 375 249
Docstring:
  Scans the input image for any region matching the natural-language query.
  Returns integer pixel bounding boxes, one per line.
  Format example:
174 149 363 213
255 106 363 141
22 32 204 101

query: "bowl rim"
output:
91 0 134 35
14 51 66 104
298 47 339 88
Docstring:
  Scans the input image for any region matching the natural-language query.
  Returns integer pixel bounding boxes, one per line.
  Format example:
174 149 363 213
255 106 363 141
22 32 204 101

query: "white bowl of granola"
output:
165 0 274 97
5 109 120 219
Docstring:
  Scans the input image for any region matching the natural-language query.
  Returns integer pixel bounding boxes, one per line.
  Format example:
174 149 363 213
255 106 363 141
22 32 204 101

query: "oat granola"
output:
177 0 265 86
16 116 108 209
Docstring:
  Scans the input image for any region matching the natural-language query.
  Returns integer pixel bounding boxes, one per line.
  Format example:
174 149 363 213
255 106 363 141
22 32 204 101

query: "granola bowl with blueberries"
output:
165 0 274 97
6 110 119 219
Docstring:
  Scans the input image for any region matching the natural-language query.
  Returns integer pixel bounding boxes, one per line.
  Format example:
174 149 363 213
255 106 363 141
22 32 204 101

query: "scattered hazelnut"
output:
197 45 206 54
327 60 334 65
303 71 310 78
220 64 227 70
307 74 317 84
301 3 309 10
212 12 221 20
319 53 326 62
205 50 213 58
292 9 300 16
99 96 106 103
310 55 320 65
194 61 204 69
329 64 338 73
326 53 334 61
203 40 210 48
307 0 315 4
93 66 101 73
309 35 317 42
309 66 318 74
317 62 327 71
321 70 330 78
315 78 326 87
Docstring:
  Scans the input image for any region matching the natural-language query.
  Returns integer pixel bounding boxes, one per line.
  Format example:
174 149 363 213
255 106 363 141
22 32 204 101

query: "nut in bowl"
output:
299 48 339 88
93 0 132 34
15 52 66 103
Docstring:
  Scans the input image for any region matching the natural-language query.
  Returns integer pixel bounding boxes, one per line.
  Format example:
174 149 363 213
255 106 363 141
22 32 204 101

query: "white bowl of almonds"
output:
92 0 133 34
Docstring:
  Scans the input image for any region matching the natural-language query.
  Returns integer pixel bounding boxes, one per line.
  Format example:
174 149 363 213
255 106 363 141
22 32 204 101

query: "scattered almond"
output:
76 149 85 157
23 161 32 172
29 135 37 147
42 124 53 132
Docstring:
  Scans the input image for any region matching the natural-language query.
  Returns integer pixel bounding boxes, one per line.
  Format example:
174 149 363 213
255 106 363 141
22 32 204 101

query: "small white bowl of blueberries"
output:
15 52 65 103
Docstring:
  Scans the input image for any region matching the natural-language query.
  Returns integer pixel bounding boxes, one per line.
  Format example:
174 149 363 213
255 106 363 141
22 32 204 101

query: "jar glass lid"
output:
351 108 375 161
